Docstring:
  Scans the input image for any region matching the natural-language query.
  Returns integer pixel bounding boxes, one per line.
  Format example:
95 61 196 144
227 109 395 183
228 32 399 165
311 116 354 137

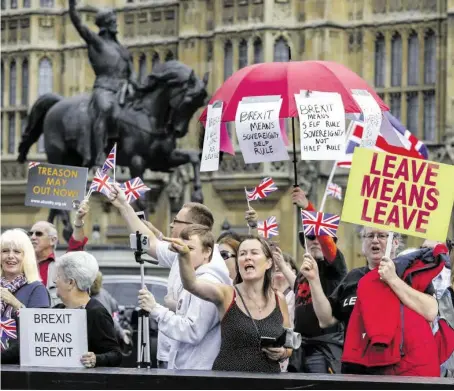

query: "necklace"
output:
243 288 264 313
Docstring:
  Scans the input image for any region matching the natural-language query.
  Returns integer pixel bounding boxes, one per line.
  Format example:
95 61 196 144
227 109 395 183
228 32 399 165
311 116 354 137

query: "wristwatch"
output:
74 220 84 228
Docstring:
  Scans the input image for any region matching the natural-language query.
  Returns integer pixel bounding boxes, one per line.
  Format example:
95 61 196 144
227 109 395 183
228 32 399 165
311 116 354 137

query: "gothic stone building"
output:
1 0 453 269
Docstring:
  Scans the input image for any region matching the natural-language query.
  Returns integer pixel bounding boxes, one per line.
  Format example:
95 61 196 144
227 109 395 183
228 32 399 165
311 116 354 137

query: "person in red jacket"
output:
301 226 439 375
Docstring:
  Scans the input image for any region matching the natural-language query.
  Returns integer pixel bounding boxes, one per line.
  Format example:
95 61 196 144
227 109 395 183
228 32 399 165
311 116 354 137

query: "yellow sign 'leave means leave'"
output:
341 148 454 241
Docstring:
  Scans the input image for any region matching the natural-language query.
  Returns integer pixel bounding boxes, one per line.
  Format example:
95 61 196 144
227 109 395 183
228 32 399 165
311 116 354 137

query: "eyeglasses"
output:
28 230 44 238
172 218 192 225
363 233 389 240
220 250 236 261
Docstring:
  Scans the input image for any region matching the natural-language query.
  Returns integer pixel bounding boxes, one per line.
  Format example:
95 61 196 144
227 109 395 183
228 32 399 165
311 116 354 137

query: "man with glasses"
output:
107 183 230 369
288 187 347 374
28 201 89 306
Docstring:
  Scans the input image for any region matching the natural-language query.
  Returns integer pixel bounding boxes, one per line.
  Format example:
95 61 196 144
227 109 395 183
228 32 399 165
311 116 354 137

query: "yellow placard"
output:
341 148 454 241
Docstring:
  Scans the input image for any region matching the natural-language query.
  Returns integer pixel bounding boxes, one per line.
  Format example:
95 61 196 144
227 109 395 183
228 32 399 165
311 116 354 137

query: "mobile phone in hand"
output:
260 336 278 348
136 211 146 220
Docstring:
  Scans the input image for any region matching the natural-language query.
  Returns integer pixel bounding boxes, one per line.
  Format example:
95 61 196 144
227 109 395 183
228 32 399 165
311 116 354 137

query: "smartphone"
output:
136 211 146 221
260 336 278 348
129 233 150 250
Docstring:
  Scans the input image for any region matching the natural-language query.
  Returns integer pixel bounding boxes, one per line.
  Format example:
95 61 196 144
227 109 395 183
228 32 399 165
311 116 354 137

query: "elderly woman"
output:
166 234 293 373
54 251 122 368
1 229 50 353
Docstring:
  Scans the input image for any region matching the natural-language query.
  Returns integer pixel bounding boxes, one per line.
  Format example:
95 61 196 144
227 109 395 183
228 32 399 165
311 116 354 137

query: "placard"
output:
351 89 382 149
295 92 346 160
25 163 88 211
342 148 454 241
235 98 289 164
201 102 223 172
20 308 88 368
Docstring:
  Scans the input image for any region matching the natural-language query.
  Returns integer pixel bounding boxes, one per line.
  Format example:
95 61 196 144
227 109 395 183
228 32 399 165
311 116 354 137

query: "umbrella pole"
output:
291 117 298 187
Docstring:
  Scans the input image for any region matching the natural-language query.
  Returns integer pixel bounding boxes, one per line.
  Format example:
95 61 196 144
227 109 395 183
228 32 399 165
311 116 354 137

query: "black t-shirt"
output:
328 266 436 330
293 249 348 338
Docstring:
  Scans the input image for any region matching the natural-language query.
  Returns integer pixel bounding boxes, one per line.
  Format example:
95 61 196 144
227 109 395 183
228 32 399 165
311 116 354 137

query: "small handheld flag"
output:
257 216 279 239
0 317 17 351
28 162 40 169
301 211 339 237
101 143 117 181
326 183 342 201
88 170 114 197
121 177 151 203
245 177 278 201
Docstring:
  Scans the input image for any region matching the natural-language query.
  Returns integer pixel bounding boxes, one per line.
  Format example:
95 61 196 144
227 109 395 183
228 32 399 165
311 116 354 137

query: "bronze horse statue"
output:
18 60 208 240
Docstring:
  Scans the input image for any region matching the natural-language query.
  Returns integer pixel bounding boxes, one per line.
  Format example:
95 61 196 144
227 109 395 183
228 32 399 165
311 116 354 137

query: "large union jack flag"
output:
257 216 279 239
101 143 117 174
337 111 428 168
1 317 17 351
121 177 151 203
28 162 40 169
245 177 278 201
327 183 342 201
89 170 114 196
301 211 339 237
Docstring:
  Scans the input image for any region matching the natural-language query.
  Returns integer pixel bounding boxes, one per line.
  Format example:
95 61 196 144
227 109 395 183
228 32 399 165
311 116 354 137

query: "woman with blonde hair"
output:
1 229 50 352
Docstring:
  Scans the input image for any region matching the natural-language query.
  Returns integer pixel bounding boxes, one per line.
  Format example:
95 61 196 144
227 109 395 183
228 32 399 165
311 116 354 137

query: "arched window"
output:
152 52 160 69
9 60 17 106
8 113 16 154
223 41 233 80
165 50 174 61
253 37 263 64
423 91 435 141
38 57 53 96
390 93 401 120
138 53 147 83
424 30 436 84
238 39 248 69
407 32 419 86
1 61 4 107
374 33 385 87
10 0 17 9
273 37 289 62
391 33 402 86
22 58 29 106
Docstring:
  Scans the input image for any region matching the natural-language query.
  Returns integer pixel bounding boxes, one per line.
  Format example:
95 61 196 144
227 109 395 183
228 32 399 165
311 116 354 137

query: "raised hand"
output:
245 208 258 228
291 187 309 209
300 253 319 281
75 199 89 221
107 183 128 208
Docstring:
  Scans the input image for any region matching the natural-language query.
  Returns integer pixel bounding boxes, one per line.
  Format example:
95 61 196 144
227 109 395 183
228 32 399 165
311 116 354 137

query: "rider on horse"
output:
69 0 137 167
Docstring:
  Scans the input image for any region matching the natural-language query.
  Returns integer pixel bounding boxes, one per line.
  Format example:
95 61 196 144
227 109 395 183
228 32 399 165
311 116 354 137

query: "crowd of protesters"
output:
1 184 453 378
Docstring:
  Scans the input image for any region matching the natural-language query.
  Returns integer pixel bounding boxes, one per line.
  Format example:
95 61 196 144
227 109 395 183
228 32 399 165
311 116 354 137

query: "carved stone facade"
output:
1 0 453 269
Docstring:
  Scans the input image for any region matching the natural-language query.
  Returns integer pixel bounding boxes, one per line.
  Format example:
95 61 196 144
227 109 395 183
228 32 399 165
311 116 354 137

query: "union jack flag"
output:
89 170 114 196
301 211 339 237
101 143 117 174
257 216 279 239
121 177 150 203
1 317 17 351
327 183 342 201
28 162 40 169
245 177 278 201
337 112 428 168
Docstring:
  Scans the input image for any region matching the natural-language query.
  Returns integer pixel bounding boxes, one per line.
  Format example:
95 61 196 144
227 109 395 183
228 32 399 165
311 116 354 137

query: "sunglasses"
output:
305 235 316 241
220 250 236 261
28 230 45 238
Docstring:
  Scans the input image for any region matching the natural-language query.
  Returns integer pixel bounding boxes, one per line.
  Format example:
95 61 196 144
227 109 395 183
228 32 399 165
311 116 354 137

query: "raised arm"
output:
107 184 160 259
379 257 438 322
273 248 296 288
166 237 230 307
68 0 101 47
302 254 339 328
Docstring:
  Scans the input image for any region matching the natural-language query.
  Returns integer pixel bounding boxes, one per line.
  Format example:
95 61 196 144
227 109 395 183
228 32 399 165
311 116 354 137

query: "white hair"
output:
56 251 99 291
397 247 419 257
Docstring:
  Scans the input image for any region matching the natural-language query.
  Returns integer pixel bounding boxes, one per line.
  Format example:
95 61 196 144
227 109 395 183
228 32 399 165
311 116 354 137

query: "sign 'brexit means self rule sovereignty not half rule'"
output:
342 148 454 241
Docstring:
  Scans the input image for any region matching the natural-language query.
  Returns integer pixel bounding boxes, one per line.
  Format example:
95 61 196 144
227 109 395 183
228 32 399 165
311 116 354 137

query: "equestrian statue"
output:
17 0 209 240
